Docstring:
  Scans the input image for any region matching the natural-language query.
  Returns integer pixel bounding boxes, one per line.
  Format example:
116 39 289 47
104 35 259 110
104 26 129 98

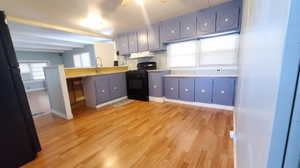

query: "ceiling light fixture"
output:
134 0 144 6
80 13 106 30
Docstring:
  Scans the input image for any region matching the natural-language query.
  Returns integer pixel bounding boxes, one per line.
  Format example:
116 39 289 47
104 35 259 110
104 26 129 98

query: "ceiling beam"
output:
15 47 64 53
6 16 112 39
11 37 85 48
13 40 79 49
14 43 72 51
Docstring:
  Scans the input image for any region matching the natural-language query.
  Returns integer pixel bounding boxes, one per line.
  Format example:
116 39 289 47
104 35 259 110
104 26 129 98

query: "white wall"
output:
235 0 291 167
94 42 116 67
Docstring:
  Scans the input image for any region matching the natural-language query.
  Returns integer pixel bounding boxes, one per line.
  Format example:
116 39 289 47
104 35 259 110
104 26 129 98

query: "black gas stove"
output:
126 62 157 101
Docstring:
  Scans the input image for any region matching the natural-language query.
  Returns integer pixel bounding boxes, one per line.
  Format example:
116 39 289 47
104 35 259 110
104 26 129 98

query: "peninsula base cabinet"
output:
83 73 127 108
164 77 236 106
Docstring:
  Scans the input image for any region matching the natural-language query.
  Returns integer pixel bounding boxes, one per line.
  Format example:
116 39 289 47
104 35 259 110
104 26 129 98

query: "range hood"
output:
130 51 155 59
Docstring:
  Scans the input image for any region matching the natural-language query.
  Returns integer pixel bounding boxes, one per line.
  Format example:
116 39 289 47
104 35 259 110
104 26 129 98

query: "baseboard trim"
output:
51 109 68 119
164 98 234 111
149 96 164 102
26 88 46 93
96 96 127 109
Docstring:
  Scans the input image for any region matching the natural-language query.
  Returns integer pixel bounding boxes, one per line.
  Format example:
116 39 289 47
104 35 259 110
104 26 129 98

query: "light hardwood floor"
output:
23 101 233 168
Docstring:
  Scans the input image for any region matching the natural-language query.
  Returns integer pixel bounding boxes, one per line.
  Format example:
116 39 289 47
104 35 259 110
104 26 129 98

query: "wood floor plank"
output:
23 101 233 168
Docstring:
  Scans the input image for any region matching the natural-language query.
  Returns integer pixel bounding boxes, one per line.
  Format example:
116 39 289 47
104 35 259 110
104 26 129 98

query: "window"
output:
167 40 198 68
73 52 91 67
166 34 239 68
199 34 239 65
19 62 48 81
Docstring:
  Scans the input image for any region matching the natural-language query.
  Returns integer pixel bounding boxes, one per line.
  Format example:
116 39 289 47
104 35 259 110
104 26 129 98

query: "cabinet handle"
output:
225 18 229 22
201 89 206 93
221 90 225 94
153 85 158 89
186 26 190 30
185 88 189 92
171 30 175 34
204 22 208 27
170 87 174 90
101 89 105 93
113 86 118 90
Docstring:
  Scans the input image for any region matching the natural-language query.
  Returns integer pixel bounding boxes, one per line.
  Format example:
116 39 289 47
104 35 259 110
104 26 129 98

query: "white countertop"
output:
163 74 238 77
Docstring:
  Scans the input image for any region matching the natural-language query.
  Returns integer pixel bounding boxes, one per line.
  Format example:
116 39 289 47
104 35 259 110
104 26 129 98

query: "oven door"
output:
126 71 149 101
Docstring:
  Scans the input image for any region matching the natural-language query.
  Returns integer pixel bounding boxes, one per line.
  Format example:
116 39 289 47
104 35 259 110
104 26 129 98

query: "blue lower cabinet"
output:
95 75 111 104
164 77 179 99
195 78 213 103
149 73 163 97
110 73 122 99
179 78 195 102
212 78 236 106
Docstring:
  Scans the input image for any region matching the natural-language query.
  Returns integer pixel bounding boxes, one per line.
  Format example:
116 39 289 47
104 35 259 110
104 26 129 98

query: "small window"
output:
73 52 91 67
20 63 30 74
31 63 48 80
167 40 198 68
19 62 48 81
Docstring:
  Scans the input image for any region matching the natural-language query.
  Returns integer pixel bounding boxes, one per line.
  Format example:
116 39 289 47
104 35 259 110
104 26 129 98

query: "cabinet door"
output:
180 13 197 38
96 75 111 104
179 78 195 102
161 18 180 42
148 24 161 51
128 32 138 53
117 34 129 55
137 28 149 52
110 74 122 99
195 78 213 103
216 4 240 32
197 9 216 36
213 78 236 106
164 77 179 99
149 73 163 97
119 73 127 97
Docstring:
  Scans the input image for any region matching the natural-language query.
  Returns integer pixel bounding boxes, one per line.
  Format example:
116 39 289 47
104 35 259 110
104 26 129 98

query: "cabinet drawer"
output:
164 78 179 99
95 76 111 104
213 78 236 106
179 78 195 102
195 78 213 103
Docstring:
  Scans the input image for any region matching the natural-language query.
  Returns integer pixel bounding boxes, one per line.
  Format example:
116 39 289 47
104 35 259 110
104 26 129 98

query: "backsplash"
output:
118 51 238 75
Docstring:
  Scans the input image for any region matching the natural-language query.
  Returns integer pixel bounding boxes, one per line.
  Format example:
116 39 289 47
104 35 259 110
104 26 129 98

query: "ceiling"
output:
8 21 110 53
2 0 231 38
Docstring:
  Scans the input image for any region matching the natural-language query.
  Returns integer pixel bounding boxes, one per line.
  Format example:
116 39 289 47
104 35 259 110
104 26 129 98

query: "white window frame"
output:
19 60 49 81
73 52 91 68
166 34 239 69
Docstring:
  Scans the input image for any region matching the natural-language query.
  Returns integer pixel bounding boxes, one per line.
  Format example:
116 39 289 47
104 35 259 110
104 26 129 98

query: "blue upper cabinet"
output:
161 18 180 42
179 78 195 102
128 32 138 53
148 24 161 51
213 77 236 106
117 34 129 56
216 1 240 33
195 78 213 104
197 9 217 36
180 13 197 38
137 28 149 52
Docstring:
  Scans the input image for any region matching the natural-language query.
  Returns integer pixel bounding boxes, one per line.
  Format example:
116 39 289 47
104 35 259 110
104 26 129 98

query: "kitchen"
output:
0 0 299 167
